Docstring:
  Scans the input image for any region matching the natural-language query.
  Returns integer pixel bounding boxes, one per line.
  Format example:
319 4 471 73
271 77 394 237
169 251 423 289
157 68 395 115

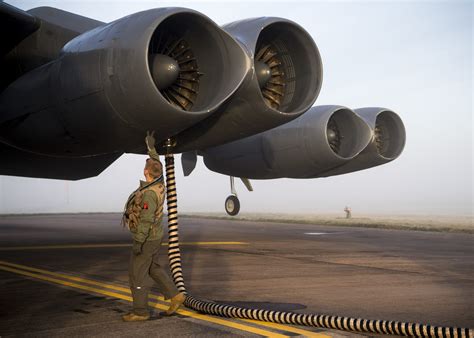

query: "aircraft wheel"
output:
225 195 240 216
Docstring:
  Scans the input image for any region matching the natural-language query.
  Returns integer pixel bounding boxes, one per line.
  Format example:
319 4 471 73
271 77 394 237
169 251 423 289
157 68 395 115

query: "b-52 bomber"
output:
0 3 405 215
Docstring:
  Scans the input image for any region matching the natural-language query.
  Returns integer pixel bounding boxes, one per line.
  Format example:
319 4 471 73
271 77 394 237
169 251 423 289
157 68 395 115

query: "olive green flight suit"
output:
126 178 179 316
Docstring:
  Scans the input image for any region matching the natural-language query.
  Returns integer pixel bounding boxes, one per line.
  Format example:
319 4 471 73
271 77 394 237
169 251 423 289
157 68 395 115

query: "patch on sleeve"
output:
143 202 148 210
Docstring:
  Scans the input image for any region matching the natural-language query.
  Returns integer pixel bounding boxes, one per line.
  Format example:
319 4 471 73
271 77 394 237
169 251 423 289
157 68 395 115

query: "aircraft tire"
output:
225 195 240 216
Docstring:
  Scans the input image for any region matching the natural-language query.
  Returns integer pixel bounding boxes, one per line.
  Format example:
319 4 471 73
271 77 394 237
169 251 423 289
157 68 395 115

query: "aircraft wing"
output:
0 142 121 180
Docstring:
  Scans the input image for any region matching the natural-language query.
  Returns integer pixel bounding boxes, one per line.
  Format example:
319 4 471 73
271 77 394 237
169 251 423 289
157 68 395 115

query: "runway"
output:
0 214 473 337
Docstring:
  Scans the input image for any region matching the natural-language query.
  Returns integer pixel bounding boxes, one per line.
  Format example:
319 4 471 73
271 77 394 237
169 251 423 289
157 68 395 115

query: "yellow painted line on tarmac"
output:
0 261 328 337
166 242 248 246
0 261 331 338
0 242 248 251
0 260 133 295
0 260 170 307
241 319 332 338
0 264 133 300
0 263 287 338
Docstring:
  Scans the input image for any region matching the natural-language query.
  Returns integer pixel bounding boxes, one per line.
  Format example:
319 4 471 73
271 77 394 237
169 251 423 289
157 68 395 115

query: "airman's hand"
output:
145 130 156 151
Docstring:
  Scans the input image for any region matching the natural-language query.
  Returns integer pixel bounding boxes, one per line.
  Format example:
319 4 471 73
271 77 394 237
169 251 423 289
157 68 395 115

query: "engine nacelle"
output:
174 17 323 152
317 108 406 177
203 105 372 179
0 8 248 156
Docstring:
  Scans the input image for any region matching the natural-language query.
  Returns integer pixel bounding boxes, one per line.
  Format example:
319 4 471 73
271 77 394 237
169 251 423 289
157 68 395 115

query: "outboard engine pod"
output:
0 8 248 156
372 110 406 159
174 17 323 152
324 107 371 159
318 107 406 177
203 106 372 179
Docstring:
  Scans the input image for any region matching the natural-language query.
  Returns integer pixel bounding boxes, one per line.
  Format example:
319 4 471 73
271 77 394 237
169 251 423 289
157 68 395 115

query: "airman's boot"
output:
165 292 186 315
122 312 150 322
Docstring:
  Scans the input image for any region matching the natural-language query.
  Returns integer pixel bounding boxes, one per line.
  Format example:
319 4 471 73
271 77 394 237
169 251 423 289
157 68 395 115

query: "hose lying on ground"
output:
164 153 473 338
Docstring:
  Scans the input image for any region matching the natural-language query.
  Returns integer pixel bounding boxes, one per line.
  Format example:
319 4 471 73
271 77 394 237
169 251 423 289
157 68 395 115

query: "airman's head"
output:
144 158 162 181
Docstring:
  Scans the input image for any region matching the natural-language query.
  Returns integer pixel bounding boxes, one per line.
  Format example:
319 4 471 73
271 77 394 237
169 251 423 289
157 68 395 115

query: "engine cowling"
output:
203 105 372 179
0 8 248 156
174 17 323 152
317 108 406 177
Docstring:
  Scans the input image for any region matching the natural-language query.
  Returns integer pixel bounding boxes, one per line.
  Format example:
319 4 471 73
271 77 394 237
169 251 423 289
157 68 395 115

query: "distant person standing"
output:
344 206 352 219
121 131 185 322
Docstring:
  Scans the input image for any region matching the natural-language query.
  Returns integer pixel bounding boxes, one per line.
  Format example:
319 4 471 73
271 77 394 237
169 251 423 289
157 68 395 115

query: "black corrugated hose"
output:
164 153 473 338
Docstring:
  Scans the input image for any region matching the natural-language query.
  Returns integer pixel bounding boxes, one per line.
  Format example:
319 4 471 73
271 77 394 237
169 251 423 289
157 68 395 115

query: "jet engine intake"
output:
250 20 322 113
203 105 372 179
317 108 406 177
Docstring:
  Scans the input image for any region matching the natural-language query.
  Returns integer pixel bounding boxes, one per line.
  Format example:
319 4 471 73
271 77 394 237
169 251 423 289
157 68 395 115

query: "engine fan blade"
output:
149 31 201 111
255 43 286 110
327 118 342 154
374 124 390 155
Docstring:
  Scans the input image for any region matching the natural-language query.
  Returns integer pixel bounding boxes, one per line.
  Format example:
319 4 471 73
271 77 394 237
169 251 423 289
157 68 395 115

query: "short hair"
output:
145 158 163 178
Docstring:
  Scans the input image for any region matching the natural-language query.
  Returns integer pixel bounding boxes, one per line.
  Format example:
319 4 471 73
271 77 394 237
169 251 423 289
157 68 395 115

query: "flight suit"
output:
125 178 179 316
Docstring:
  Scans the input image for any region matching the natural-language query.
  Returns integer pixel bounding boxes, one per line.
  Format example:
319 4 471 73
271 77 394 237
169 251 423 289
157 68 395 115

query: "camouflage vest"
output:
122 177 165 235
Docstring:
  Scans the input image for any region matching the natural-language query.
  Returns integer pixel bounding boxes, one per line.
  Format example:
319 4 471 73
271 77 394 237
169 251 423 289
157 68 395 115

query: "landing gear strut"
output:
224 176 253 216
225 177 240 216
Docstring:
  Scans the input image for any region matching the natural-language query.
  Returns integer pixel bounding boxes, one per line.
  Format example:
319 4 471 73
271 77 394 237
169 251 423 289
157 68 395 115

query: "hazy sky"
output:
0 0 472 216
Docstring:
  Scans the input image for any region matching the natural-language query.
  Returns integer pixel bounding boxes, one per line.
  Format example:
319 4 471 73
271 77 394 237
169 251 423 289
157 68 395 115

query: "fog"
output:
0 1 472 216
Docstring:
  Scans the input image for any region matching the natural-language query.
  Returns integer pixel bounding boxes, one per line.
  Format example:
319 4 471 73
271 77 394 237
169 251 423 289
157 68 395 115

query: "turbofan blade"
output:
149 33 200 111
255 43 286 110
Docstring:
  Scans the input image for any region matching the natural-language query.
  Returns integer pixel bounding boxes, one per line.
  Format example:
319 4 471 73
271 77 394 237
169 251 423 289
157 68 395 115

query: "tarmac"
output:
0 213 473 337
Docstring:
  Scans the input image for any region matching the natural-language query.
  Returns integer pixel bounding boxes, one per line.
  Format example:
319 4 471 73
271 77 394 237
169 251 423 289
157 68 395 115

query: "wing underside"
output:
0 143 121 180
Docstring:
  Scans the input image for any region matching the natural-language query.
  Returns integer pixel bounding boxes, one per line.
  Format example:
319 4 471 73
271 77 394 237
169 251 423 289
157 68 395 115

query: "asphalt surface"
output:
0 214 473 337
